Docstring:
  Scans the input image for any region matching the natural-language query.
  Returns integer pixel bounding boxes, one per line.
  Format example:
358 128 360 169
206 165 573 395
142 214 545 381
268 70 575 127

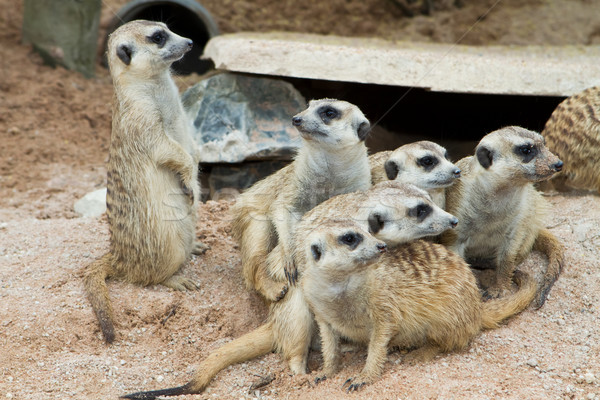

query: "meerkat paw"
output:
342 377 369 392
162 274 199 291
192 241 210 255
314 375 327 385
283 257 299 285
260 280 289 303
181 182 194 203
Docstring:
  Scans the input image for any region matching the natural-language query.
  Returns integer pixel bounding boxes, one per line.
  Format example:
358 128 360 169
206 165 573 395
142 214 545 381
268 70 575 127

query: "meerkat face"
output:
291 99 370 148
366 183 459 245
383 141 461 189
107 20 193 78
306 223 386 274
475 126 563 183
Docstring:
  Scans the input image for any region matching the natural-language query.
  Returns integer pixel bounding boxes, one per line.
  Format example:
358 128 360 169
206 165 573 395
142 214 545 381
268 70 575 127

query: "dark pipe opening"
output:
103 0 219 75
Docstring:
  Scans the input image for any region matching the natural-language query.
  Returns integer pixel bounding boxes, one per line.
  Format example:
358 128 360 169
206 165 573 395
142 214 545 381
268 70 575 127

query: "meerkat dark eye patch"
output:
408 203 432 222
147 30 167 47
514 143 538 163
317 105 340 124
476 146 493 169
311 244 322 262
338 232 363 250
368 213 385 234
384 160 400 180
116 44 132 65
417 155 439 171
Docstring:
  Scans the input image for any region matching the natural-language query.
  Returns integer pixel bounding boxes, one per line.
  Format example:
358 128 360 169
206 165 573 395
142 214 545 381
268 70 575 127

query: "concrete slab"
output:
203 32 600 97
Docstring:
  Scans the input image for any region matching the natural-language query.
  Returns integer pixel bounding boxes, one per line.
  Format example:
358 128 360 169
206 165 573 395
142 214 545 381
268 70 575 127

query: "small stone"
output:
120 359 126 365
577 375 585 384
7 394 14 399
527 359 538 367
585 373 596 384
156 375 164 383
74 188 107 218
586 393 596 400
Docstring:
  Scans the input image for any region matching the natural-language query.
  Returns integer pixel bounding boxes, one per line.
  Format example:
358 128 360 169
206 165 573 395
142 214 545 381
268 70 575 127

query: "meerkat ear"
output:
476 146 493 169
357 120 371 141
310 244 322 262
116 44 133 65
384 160 400 180
368 213 385 235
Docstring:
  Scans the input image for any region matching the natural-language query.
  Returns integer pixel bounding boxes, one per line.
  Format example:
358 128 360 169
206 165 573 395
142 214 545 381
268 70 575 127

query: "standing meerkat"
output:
442 126 564 308
301 221 536 391
121 183 459 399
541 86 600 193
230 99 372 302
83 20 207 343
369 141 461 208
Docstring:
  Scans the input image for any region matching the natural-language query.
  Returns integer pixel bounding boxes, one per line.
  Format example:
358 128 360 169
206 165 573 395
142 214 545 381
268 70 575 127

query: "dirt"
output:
1 1 599 399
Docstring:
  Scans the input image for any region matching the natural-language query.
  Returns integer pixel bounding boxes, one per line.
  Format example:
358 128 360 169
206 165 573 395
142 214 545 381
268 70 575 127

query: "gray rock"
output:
207 161 290 199
182 72 305 163
74 188 107 218
22 0 101 78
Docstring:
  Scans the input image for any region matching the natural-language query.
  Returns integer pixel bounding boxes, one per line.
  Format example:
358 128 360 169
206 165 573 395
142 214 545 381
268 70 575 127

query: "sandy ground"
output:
1 1 600 399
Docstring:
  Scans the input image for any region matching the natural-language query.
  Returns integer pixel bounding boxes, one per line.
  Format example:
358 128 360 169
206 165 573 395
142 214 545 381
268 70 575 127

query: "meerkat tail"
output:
83 253 116 343
532 229 564 309
121 322 275 399
481 270 537 330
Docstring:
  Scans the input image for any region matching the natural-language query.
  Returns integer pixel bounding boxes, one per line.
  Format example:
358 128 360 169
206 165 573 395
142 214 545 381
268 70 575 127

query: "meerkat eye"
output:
149 30 167 46
338 232 363 250
318 106 339 122
417 156 438 169
514 143 537 162
409 203 432 221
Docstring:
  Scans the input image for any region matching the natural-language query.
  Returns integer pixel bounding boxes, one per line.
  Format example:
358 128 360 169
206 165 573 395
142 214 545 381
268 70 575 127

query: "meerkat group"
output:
80 19 579 399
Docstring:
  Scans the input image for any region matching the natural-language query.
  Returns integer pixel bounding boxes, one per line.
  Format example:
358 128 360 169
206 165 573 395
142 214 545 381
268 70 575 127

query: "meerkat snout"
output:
552 160 564 172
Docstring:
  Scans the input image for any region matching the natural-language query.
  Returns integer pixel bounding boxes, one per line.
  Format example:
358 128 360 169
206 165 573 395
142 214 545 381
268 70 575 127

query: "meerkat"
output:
121 182 460 399
369 141 461 208
83 20 207 343
541 86 600 193
301 221 536 391
230 98 372 302
441 126 564 308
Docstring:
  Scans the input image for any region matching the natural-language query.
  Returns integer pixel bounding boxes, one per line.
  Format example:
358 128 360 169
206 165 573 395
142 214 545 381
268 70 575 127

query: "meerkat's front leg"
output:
154 138 197 204
344 324 393 392
315 318 340 382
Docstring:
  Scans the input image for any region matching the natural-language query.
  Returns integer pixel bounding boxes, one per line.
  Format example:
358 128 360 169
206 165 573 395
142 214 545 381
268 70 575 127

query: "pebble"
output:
526 359 538 367
585 372 596 384
120 359 126 365
7 394 13 399
156 375 164 383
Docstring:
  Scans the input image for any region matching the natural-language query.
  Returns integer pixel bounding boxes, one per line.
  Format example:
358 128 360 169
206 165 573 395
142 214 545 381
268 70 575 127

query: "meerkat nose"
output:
449 217 459 228
376 242 387 252
187 39 193 49
453 168 461 178
292 116 303 126
552 160 563 172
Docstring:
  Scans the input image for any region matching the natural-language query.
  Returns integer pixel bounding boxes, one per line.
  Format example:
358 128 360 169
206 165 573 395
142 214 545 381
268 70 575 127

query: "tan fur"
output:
541 86 600 193
301 222 536 390
369 141 461 208
119 183 457 398
83 20 207 343
230 99 372 302
442 126 564 308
